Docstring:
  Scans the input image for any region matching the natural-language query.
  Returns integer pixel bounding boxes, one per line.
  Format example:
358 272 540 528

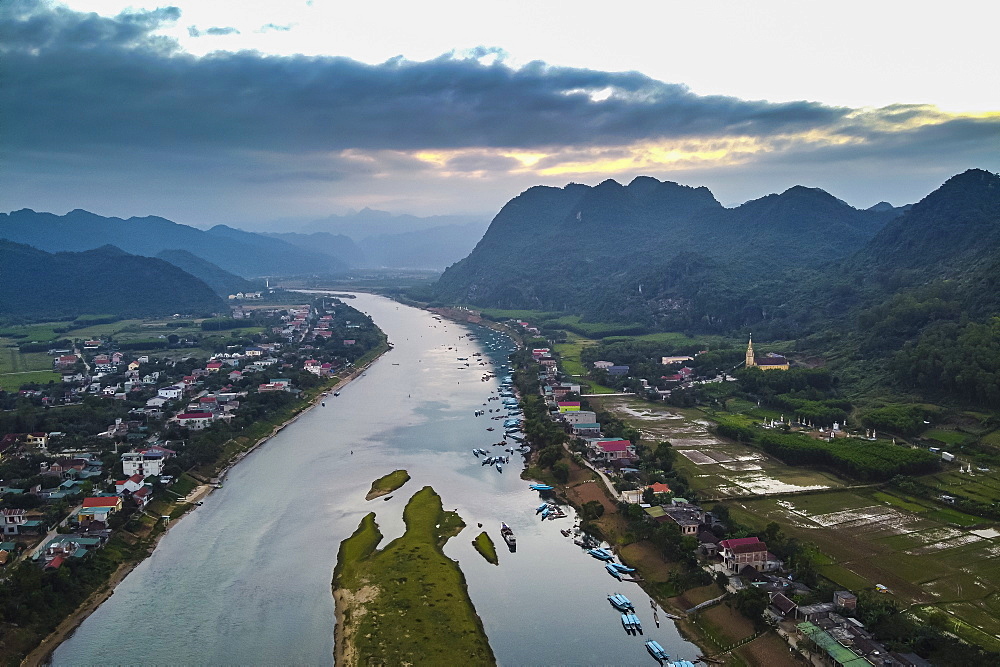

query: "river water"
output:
54 293 699 666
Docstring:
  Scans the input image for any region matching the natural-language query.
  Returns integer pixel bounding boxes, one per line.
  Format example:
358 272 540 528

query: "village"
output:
511 326 940 667
0 297 382 577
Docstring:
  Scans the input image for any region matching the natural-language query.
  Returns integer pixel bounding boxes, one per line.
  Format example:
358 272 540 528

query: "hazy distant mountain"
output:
155 249 257 298
295 207 490 240
0 209 343 278
269 220 489 270
0 241 224 318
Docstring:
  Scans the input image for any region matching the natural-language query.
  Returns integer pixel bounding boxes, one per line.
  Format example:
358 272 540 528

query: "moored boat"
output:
629 613 642 634
645 640 669 661
500 522 516 552
608 594 634 611
621 613 635 634
605 563 623 580
529 483 554 491
587 548 614 561
610 562 635 573
536 503 547 514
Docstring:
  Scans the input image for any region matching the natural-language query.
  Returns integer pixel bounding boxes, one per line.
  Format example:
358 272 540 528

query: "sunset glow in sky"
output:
3 0 998 228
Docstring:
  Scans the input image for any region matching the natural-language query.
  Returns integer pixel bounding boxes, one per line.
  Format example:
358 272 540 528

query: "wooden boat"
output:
500 522 516 552
383 495 393 501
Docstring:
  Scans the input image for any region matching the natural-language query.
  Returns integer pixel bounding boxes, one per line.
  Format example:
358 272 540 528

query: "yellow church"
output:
745 335 789 370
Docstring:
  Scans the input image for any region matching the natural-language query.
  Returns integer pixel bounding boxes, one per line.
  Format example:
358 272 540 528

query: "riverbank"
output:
26 343 391 666
332 486 494 666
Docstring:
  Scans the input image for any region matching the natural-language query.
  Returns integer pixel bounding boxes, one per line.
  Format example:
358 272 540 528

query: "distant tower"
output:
746 335 755 368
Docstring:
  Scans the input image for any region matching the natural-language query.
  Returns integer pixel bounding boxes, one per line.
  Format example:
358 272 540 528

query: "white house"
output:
121 452 165 477
157 386 184 400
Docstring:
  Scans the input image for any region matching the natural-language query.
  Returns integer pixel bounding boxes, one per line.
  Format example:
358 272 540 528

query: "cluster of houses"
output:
1 302 368 570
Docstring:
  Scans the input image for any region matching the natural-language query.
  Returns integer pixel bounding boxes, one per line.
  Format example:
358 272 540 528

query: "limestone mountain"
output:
155 249 257 298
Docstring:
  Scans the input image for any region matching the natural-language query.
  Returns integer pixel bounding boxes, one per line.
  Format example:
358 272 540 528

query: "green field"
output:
332 487 493 665
0 371 61 391
923 429 970 445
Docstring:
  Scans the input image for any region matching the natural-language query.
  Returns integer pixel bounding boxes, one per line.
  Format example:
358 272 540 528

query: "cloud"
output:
259 23 292 32
205 26 239 36
0 1 996 224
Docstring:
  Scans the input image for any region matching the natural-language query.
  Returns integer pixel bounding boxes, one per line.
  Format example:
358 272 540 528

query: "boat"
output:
529 484 554 491
487 427 494 431
541 507 550 518
621 613 635 634
560 528 571 537
496 464 502 473
608 594 634 611
606 563 623 580
629 613 643 634
536 503 547 514
321 402 326 406
645 640 669 662
383 495 393 501
610 562 636 573
333 392 340 396
500 522 516 552
587 548 614 561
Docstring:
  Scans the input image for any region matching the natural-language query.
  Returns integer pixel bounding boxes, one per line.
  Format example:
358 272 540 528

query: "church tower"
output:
746 335 755 368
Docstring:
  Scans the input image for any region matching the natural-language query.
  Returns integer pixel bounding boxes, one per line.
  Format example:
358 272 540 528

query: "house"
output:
557 402 581 413
244 347 264 357
54 354 79 369
697 530 721 556
122 451 165 477
78 496 123 524
175 412 214 430
768 592 798 619
661 356 694 365
719 537 769 573
131 486 152 508
561 410 597 425
115 474 146 494
128 360 141 371
1 508 27 535
647 482 671 495
146 396 168 408
593 360 614 370
662 502 704 536
834 590 858 611
158 386 184 400
343 340 356 346
206 361 223 372
608 365 630 376
588 439 638 463
571 423 602 437
228 370 243 381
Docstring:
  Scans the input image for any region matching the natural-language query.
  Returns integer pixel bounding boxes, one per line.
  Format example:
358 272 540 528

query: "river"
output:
53 293 699 665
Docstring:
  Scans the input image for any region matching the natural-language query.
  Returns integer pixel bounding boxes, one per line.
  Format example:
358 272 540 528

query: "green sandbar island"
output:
333 485 495 666
364 469 410 500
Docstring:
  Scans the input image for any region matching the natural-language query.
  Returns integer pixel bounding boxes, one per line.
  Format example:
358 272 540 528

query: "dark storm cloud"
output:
1 1 852 156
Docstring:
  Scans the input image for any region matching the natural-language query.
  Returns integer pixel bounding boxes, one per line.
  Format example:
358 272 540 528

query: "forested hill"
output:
431 175 903 330
0 241 225 318
155 249 257 298
0 209 342 278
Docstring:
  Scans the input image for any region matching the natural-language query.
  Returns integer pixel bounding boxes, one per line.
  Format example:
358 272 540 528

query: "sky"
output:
2 0 998 230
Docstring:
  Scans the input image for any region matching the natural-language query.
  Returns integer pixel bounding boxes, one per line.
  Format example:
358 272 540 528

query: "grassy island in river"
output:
333 486 495 666
364 469 410 500
473 531 499 565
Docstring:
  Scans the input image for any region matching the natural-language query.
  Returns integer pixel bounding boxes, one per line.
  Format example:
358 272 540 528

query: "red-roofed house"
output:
176 412 214 430
115 474 145 494
589 439 637 463
647 482 671 495
131 486 152 508
719 537 768 573
206 361 223 372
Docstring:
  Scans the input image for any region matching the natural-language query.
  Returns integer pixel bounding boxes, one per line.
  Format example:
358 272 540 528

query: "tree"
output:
552 462 570 483
734 586 769 624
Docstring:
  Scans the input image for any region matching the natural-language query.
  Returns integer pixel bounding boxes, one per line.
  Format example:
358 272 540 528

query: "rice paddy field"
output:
589 396 845 498
589 395 1000 651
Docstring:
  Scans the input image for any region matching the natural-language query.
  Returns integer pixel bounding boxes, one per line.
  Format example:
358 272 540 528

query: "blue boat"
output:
608 594 634 611
541 507 551 518
536 503 547 513
610 562 636 574
629 613 642 634
605 563 623 580
529 484 554 491
587 548 614 561
645 640 669 661
621 613 635 633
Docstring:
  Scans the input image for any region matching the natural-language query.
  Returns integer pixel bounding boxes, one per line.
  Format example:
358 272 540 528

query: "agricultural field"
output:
553 334 618 394
723 488 1000 652
589 396 845 498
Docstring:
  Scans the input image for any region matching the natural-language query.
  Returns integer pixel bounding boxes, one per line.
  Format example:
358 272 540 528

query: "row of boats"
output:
535 503 567 520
